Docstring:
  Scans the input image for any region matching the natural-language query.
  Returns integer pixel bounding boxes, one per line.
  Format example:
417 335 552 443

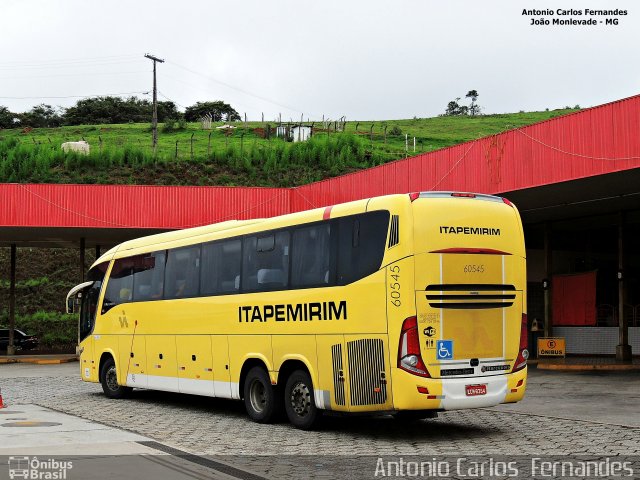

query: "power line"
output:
158 91 187 110
429 141 477 190
513 127 640 161
0 54 142 67
158 73 267 116
165 60 317 117
0 70 149 81
0 59 145 71
0 91 149 100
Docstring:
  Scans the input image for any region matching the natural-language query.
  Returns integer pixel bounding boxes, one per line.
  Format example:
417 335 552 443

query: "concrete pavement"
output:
492 367 640 427
0 404 155 456
1 362 639 479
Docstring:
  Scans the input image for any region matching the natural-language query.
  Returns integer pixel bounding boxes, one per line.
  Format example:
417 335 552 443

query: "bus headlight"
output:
522 349 529 360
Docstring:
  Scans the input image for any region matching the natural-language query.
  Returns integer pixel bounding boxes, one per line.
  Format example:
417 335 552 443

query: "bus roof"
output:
90 193 427 270
93 219 264 266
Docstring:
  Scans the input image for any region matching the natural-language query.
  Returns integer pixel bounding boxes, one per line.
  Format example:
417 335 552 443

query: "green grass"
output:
0 109 577 187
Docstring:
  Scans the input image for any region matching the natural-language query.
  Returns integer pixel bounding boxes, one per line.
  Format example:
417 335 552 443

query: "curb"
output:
537 362 640 372
0 356 78 365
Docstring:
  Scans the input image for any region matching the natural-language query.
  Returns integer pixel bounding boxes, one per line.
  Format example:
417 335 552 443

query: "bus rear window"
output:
336 210 389 285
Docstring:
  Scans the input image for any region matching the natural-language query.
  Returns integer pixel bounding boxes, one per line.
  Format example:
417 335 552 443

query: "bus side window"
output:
336 211 390 285
102 258 134 313
201 238 242 295
243 231 290 292
165 246 201 299
291 223 331 288
132 251 166 301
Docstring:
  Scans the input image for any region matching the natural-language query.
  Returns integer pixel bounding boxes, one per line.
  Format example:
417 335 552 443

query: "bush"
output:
162 119 176 132
0 131 385 184
389 125 402 136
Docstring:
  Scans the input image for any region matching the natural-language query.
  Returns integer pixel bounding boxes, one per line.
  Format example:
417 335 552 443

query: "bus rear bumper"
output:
391 366 527 411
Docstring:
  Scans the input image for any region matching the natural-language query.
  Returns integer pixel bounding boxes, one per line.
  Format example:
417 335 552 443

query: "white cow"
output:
61 140 90 155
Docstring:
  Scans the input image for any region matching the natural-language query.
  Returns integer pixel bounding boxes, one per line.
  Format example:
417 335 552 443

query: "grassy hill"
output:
0 109 576 187
0 108 577 352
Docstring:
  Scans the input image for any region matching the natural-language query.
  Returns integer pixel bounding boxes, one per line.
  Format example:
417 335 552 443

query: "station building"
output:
2 94 639 359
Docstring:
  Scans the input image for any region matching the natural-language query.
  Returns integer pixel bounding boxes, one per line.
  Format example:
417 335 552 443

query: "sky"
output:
1 0 638 120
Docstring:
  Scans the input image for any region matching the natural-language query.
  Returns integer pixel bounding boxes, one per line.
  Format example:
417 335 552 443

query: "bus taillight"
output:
451 192 476 198
512 313 529 372
398 316 430 378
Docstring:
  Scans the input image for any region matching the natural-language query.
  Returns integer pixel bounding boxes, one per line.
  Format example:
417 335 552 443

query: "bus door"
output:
67 268 106 383
117 316 147 389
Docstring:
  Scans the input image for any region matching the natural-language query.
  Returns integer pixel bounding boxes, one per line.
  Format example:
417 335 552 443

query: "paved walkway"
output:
0 354 77 365
0 404 153 455
1 363 638 479
536 356 640 371
0 404 265 479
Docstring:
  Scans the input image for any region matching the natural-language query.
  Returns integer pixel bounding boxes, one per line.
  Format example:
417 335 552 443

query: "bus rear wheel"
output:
284 370 320 430
100 357 132 399
243 367 281 423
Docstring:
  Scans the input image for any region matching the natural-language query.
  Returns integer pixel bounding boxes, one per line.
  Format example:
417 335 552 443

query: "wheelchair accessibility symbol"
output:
437 340 453 359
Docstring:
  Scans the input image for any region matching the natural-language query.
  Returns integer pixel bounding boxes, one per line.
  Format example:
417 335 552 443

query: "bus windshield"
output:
79 263 108 342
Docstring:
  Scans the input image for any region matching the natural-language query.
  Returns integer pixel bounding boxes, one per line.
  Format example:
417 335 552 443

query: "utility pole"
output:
144 53 164 153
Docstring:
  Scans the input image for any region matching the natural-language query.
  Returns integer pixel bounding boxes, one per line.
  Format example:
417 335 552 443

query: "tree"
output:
184 101 240 122
19 104 63 128
64 96 180 125
157 101 179 122
0 106 17 128
466 90 480 116
444 98 468 116
444 91 481 116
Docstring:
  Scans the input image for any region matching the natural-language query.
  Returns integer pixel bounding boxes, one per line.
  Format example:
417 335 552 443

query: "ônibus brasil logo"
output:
8 456 73 479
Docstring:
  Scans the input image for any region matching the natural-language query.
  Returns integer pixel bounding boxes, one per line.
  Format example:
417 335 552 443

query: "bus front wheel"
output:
284 370 320 430
243 367 281 423
100 357 132 399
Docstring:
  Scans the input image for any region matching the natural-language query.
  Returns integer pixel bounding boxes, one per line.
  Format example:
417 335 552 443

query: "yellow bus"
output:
67 192 528 429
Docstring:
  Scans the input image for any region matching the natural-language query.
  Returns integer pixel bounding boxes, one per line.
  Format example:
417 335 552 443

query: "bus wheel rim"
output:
290 382 311 416
106 366 119 391
249 380 267 413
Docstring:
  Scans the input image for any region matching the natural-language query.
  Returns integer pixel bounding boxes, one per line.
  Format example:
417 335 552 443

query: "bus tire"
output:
244 367 280 423
100 357 132 399
284 370 320 430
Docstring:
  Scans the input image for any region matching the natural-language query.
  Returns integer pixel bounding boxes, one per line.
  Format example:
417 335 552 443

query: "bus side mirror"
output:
67 297 75 314
66 295 81 314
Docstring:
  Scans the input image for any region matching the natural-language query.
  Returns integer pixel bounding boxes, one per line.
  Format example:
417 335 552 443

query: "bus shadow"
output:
318 414 494 440
98 389 495 441
124 389 247 415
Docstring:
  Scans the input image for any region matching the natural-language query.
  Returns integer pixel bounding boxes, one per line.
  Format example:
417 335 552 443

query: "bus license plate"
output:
465 384 487 396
